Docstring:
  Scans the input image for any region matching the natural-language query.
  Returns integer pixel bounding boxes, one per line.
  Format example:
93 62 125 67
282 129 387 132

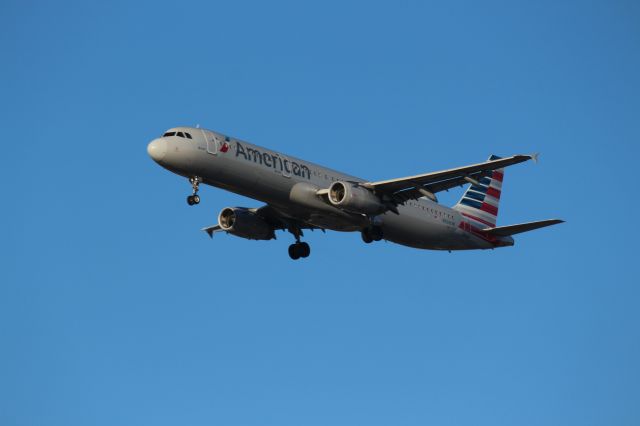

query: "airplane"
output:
147 126 563 260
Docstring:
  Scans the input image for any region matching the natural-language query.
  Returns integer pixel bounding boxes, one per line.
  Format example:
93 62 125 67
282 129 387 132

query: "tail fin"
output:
453 155 504 228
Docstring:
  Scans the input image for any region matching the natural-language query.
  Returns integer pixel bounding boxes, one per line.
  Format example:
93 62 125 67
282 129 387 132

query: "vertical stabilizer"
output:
453 155 504 228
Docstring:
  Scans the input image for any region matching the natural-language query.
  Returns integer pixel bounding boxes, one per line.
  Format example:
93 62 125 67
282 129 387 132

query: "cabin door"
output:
205 131 218 155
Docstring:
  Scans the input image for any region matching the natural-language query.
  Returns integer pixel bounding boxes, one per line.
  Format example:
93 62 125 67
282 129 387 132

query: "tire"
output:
299 242 311 258
371 226 383 241
361 229 373 244
187 195 194 205
288 244 300 260
193 195 200 204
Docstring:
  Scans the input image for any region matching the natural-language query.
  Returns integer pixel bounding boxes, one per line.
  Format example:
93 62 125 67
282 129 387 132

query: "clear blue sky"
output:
2 1 639 425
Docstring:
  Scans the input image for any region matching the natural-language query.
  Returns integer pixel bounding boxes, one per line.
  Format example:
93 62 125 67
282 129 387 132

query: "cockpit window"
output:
163 131 193 139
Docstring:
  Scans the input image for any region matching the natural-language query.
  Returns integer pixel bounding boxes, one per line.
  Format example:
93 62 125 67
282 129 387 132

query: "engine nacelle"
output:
218 207 275 240
328 181 386 215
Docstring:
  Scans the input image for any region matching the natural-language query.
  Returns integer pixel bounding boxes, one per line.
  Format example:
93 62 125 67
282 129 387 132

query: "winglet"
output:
530 153 540 163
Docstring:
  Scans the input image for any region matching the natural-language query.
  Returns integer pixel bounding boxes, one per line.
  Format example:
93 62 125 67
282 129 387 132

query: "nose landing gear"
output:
187 176 202 205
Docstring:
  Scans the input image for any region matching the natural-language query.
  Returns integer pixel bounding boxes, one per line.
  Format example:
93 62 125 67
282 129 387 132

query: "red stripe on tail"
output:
486 187 501 199
481 203 498 216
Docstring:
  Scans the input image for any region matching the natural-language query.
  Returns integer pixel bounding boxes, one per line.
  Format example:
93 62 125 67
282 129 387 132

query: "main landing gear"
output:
361 225 383 244
288 226 311 260
187 176 202 206
288 242 311 260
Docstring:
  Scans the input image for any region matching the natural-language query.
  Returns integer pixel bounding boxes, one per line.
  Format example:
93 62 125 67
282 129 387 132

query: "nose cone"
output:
147 138 167 163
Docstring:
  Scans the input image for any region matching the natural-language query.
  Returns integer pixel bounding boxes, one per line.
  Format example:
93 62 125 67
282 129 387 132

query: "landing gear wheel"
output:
288 242 311 260
299 242 311 258
288 244 301 260
192 194 200 204
362 226 382 243
371 225 383 241
187 195 195 205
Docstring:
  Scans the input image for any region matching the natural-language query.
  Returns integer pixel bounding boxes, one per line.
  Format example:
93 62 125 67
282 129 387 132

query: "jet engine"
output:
327 181 386 215
218 207 275 240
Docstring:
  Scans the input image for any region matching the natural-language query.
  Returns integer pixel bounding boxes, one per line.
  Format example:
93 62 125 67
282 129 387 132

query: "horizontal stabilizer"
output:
201 225 222 238
482 219 564 237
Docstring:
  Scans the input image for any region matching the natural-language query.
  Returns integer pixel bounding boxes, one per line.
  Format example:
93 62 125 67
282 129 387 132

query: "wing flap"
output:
482 219 564 237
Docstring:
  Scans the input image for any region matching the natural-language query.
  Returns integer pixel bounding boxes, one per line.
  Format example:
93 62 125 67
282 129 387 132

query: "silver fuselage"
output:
148 127 513 250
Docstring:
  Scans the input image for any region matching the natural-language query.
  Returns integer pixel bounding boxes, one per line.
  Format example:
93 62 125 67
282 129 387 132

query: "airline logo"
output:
220 136 230 153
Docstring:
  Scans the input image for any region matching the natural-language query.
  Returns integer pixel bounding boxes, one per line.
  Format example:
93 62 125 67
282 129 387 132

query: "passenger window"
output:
185 133 192 139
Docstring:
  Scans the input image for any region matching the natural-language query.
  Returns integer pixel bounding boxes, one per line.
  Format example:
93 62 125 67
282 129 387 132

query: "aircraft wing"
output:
362 154 537 204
